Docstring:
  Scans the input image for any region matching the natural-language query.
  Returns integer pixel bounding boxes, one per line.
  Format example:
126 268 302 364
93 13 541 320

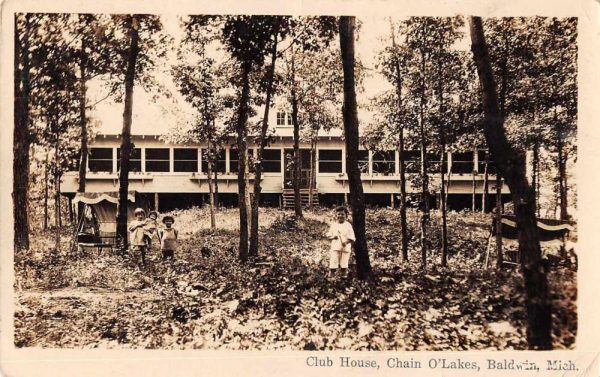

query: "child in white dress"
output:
326 206 355 277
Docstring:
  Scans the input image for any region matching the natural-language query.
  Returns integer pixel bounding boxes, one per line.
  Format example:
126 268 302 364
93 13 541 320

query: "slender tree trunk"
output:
481 153 489 213
470 16 552 350
44 149 49 230
308 134 317 208
207 141 216 230
557 137 568 221
13 14 31 251
532 141 540 217
214 164 219 208
339 16 372 280
390 21 408 261
54 126 61 251
116 16 140 249
418 43 429 268
290 48 303 218
495 173 503 267
472 168 477 212
77 24 88 218
440 141 448 266
250 29 278 257
236 60 253 262
398 130 408 261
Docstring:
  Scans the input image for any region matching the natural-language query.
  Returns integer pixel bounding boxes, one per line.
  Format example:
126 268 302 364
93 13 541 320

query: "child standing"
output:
129 208 148 265
326 206 355 278
157 215 178 261
144 211 159 249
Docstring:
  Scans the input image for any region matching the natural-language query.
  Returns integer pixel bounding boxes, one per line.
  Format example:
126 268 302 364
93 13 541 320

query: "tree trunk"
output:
398 130 409 261
390 21 409 262
339 16 372 280
13 14 31 251
236 60 253 262
557 138 568 221
290 49 303 218
44 149 49 230
250 29 278 257
54 125 61 251
469 16 552 350
481 153 489 213
116 16 140 249
308 134 317 208
418 45 429 268
77 23 89 217
214 164 219 208
207 142 216 230
440 141 448 266
472 168 477 212
532 141 540 217
495 173 503 268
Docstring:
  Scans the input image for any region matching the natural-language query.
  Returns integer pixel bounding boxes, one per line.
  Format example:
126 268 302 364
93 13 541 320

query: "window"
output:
174 148 198 172
276 111 293 126
277 112 286 126
401 150 420 173
230 148 239 173
451 151 474 174
358 150 369 174
262 149 281 173
88 148 113 172
145 148 170 172
372 151 395 175
318 149 343 173
229 148 256 173
477 150 496 174
116 148 141 172
201 149 226 173
427 152 446 173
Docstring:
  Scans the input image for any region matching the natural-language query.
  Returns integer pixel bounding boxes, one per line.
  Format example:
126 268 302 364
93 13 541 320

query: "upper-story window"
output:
372 150 395 176
145 148 170 172
117 148 141 172
174 148 198 172
318 149 343 173
276 111 293 126
88 148 113 172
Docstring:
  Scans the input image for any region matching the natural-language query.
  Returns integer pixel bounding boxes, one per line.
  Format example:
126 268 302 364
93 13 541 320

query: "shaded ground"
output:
14 207 577 350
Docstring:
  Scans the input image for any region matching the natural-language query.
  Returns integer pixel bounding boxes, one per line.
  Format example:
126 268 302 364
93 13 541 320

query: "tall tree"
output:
469 16 552 350
220 16 273 262
115 15 141 247
249 18 284 257
111 15 168 247
14 13 33 251
339 16 372 280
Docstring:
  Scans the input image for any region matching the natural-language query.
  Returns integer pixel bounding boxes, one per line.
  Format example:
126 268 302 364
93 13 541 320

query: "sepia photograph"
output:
9 9 580 356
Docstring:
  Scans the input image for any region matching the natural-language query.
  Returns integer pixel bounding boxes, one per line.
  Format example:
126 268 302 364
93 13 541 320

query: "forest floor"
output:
14 207 577 350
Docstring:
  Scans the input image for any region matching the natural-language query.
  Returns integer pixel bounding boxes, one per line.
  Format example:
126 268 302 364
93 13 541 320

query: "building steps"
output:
282 189 319 209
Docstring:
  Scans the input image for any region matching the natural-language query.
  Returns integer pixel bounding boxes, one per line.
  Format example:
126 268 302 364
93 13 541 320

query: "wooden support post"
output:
390 193 395 208
154 193 159 212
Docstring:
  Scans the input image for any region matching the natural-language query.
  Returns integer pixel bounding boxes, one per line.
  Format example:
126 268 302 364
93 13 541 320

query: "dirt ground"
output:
13 207 577 350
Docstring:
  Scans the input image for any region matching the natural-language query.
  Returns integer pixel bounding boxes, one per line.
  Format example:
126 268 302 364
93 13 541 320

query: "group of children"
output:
128 208 178 265
126 205 355 275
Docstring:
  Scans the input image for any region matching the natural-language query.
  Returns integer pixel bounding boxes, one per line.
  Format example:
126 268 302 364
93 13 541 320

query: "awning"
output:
72 191 136 205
